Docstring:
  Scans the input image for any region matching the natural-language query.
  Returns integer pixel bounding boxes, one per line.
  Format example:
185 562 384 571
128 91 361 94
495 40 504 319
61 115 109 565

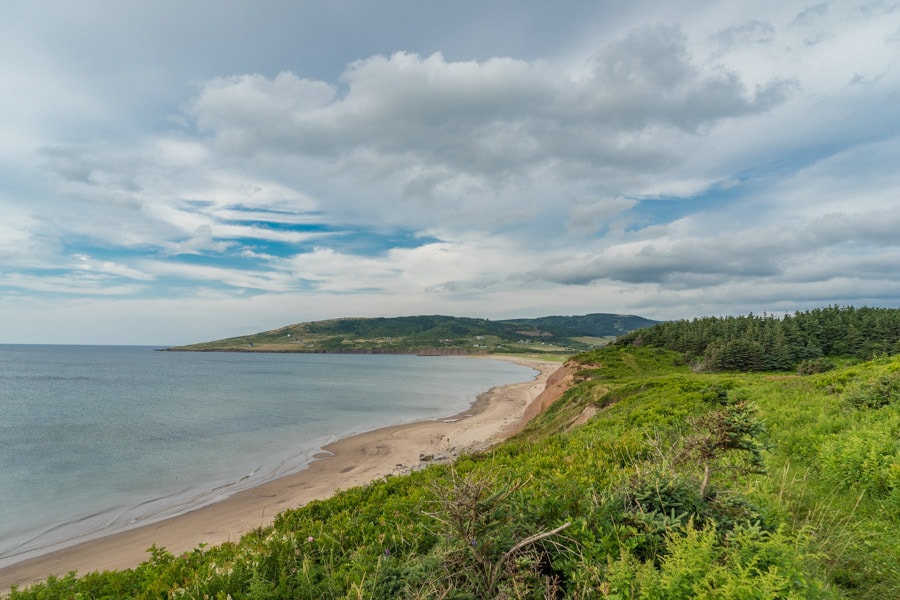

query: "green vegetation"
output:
617 305 900 372
165 313 657 355
10 308 900 598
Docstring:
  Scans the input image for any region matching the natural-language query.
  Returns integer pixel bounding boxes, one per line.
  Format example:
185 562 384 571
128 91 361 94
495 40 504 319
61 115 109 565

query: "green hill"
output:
165 313 659 354
10 307 900 599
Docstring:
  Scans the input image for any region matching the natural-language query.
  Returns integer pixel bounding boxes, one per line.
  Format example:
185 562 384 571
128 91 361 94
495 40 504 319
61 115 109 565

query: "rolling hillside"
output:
165 313 659 354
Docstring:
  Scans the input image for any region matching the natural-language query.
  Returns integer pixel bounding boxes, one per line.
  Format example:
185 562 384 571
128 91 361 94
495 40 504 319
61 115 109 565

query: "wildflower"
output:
384 548 390 556
308 536 315 543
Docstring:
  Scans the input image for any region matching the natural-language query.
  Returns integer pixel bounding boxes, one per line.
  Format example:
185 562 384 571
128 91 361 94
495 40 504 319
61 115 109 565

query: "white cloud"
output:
274 238 534 295
765 138 900 216
536 195 900 287
72 255 155 281
182 36 794 238
566 197 638 235
0 205 45 266
0 272 148 296
140 260 297 292
2 1 900 343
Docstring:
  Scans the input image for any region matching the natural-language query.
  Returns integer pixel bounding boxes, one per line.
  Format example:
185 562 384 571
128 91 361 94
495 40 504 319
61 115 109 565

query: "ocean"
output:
0 345 534 569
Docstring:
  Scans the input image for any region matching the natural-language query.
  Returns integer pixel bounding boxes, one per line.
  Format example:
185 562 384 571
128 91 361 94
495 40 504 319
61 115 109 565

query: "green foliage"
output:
419 468 570 597
500 314 660 339
598 522 836 599
678 400 768 497
796 357 835 375
816 411 900 496
617 306 900 372
843 369 900 409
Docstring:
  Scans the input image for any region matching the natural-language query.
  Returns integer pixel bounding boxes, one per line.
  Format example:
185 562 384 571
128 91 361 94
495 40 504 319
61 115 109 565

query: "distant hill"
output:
498 314 660 338
166 313 659 354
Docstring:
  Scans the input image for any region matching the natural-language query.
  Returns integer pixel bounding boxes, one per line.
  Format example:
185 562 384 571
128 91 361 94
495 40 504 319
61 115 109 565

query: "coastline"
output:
0 355 561 594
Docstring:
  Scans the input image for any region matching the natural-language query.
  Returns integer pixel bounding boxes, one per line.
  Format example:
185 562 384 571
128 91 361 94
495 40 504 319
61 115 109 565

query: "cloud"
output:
191 72 338 152
3 2 900 343
712 19 777 49
528 134 900 291
35 136 328 258
0 272 148 296
566 197 638 235
0 205 48 266
191 38 792 168
141 260 298 292
273 237 533 296
536 231 783 286
72 254 155 281
584 24 794 132
534 198 900 288
179 29 794 246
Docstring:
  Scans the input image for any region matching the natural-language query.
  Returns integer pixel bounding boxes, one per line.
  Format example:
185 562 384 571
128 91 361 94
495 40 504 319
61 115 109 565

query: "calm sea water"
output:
0 345 534 568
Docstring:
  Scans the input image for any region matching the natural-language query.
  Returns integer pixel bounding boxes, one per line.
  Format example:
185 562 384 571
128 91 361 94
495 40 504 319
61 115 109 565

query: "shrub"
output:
677 400 768 497
797 358 835 375
421 467 570 598
844 371 900 409
598 522 836 599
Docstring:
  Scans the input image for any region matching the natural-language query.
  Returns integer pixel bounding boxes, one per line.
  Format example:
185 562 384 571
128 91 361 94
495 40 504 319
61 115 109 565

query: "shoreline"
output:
0 355 561 594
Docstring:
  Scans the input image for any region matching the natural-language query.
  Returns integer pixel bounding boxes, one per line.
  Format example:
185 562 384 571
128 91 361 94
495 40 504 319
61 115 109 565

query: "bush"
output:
844 371 900 409
797 358 835 375
421 467 570 598
598 522 836 599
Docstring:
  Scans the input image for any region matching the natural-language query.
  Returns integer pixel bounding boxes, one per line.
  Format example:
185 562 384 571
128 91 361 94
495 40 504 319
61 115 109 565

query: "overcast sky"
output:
2 1 899 345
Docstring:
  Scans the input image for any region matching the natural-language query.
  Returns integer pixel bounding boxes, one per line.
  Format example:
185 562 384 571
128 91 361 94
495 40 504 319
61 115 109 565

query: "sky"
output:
2 1 899 345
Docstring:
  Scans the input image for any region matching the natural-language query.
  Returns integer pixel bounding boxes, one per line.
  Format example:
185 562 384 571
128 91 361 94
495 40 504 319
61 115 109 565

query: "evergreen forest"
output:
617 305 900 372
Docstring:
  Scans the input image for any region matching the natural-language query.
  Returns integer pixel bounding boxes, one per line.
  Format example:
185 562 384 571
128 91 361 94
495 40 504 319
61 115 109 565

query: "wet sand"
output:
0 356 560 594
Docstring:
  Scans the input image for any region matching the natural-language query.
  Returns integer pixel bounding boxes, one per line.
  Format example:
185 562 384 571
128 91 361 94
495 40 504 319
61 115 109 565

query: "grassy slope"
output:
8 347 899 599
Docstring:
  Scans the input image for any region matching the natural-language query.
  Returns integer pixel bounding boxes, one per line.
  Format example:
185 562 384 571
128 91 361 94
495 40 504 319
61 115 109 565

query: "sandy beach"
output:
0 356 561 594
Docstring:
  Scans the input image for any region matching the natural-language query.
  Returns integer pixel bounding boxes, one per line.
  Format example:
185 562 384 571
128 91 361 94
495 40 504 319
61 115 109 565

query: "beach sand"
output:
0 356 561 594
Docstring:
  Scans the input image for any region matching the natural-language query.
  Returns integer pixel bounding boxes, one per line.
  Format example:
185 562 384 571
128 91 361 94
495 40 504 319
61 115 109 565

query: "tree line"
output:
617 306 900 372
